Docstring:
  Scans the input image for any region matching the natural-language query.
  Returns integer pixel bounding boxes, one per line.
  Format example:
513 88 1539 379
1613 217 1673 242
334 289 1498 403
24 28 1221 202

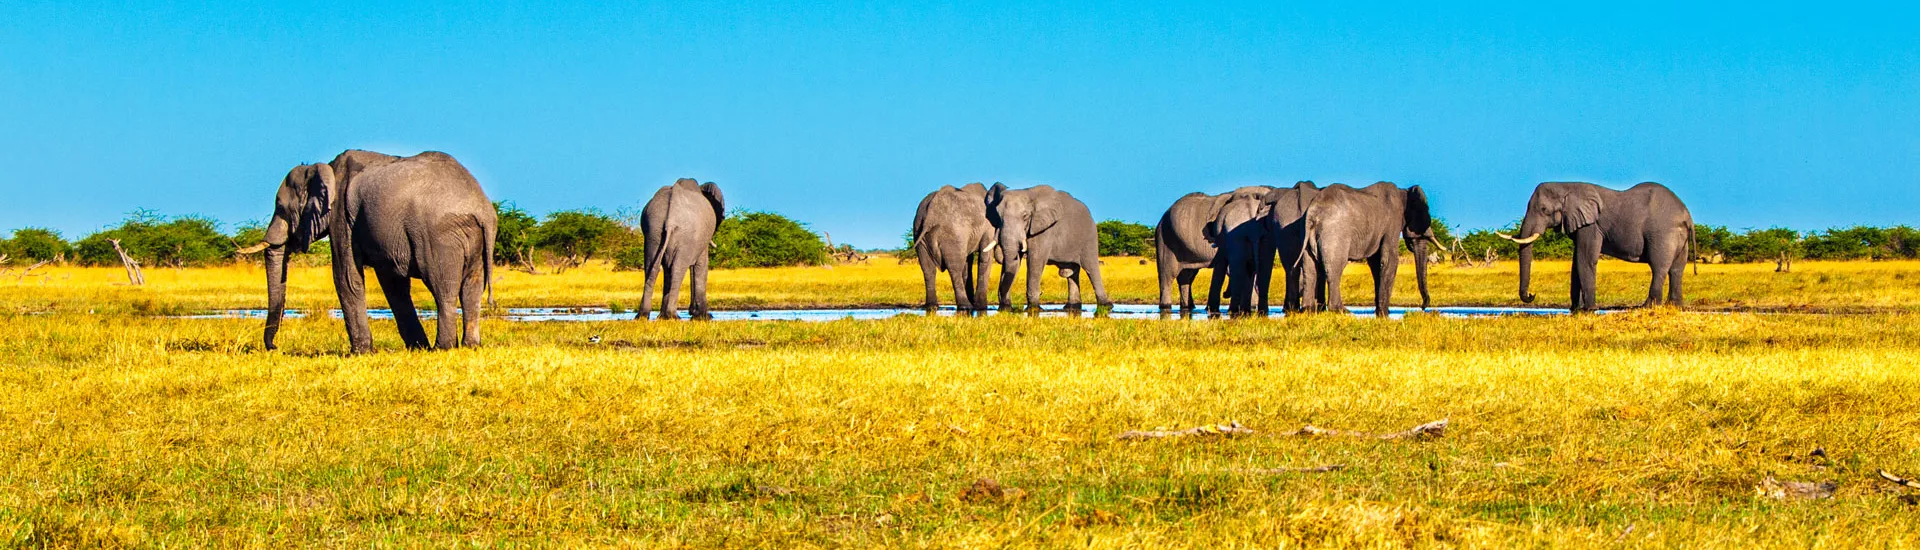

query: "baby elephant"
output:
638 178 725 320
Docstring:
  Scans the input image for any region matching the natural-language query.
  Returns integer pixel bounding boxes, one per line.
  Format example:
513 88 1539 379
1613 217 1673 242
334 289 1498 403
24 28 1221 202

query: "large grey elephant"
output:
1300 182 1436 317
1153 186 1273 316
1501 182 1693 311
988 183 1111 311
260 150 496 353
638 178 725 320
1260 181 1322 313
912 183 996 311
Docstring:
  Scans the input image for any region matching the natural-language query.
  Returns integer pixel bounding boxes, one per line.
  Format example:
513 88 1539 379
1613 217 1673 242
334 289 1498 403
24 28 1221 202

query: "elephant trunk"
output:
1518 243 1537 304
264 245 289 350
1412 238 1431 309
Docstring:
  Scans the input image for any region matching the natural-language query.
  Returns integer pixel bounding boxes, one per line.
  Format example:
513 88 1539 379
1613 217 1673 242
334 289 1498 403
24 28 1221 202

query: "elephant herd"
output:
252 149 1694 354
917 180 1696 320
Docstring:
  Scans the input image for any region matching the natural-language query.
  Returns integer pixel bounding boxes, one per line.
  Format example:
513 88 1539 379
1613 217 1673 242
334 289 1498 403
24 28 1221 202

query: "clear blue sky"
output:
3 1 1915 248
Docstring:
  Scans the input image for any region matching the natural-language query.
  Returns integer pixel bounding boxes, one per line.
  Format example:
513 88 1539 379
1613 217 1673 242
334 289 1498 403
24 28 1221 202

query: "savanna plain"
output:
3 258 1920 547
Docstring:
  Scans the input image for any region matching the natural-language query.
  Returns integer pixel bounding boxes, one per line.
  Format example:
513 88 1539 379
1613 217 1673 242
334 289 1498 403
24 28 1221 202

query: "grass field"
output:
2 258 1919 546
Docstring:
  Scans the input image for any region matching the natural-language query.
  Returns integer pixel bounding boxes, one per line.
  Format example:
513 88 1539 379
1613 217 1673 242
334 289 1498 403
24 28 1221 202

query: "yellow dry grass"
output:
1 259 1919 547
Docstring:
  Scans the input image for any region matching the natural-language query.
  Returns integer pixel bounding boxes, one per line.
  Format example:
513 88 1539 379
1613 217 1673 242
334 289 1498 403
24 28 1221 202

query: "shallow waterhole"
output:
181 305 1597 322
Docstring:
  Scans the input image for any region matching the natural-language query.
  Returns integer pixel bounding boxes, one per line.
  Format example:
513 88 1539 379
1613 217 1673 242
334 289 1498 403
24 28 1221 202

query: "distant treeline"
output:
0 203 834 271
1079 219 1920 264
5 209 1916 269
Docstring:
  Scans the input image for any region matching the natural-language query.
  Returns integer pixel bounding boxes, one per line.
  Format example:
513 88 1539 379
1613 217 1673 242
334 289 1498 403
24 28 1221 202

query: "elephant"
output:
1153 186 1273 316
1299 182 1436 317
259 150 496 354
912 183 997 311
1260 181 1322 313
638 178 725 320
987 183 1111 311
1500 182 1694 312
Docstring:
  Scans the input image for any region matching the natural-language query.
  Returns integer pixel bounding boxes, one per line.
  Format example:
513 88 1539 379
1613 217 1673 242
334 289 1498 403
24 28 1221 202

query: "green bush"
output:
2 227 70 262
494 201 540 267
533 209 629 268
1097 220 1154 256
711 210 829 268
612 244 647 272
73 211 235 268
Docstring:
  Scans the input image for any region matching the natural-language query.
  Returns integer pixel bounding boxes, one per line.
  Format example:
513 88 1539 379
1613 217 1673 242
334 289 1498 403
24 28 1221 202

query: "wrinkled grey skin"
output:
912 183 996 311
1300 182 1436 317
638 178 725 320
262 150 496 354
1505 182 1693 312
988 183 1111 311
1153 186 1273 316
1260 181 1322 313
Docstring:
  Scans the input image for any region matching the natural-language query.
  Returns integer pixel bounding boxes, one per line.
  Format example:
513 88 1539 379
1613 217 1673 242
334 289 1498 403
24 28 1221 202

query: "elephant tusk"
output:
237 242 271 254
1499 232 1542 245
982 241 997 254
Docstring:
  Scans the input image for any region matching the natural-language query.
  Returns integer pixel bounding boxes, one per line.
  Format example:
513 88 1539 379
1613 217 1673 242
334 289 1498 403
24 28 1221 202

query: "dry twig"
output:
1232 464 1346 475
1116 422 1254 440
1879 470 1920 490
1290 418 1448 440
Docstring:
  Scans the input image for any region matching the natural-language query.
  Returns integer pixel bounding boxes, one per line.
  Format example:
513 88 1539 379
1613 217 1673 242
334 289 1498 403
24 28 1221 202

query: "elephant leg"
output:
1205 258 1227 316
1668 254 1687 306
972 252 994 313
1255 240 1274 316
945 256 972 311
1175 268 1196 312
1305 255 1320 311
1320 251 1345 315
1024 254 1045 312
638 259 661 320
1083 256 1112 309
1371 253 1398 318
375 270 430 350
690 257 712 320
336 261 375 354
425 272 462 350
1156 254 1177 312
459 262 484 347
659 261 685 320
1064 266 1082 309
1643 238 1678 308
918 250 941 310
1573 233 1603 312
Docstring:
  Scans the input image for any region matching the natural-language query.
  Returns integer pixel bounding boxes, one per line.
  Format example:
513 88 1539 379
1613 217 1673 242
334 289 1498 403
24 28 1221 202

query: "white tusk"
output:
982 241 997 254
1499 232 1542 245
237 242 270 254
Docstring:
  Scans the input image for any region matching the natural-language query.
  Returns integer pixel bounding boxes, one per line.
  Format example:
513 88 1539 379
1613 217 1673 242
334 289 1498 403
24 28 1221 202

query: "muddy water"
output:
184 305 1589 322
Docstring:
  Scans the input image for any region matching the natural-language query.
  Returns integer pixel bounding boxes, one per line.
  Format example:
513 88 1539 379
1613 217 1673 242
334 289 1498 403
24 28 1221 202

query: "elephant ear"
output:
1563 185 1602 231
1403 185 1433 236
1029 201 1061 236
1203 193 1233 244
700 182 726 225
293 164 335 253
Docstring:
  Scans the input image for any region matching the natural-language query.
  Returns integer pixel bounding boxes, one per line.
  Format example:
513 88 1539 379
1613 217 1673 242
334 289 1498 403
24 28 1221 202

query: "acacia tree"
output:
493 202 540 272
533 209 627 271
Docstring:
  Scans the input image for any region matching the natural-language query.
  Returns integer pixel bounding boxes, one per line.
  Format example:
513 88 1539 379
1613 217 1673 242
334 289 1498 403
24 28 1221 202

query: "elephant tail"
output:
647 192 675 272
1688 220 1698 277
482 214 496 307
1296 204 1319 272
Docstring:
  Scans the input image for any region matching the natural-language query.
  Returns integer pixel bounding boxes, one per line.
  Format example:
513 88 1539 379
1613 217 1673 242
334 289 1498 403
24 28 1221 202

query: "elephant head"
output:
1502 182 1600 303
986 183 1058 270
260 163 338 350
1399 185 1436 309
1207 187 1272 248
